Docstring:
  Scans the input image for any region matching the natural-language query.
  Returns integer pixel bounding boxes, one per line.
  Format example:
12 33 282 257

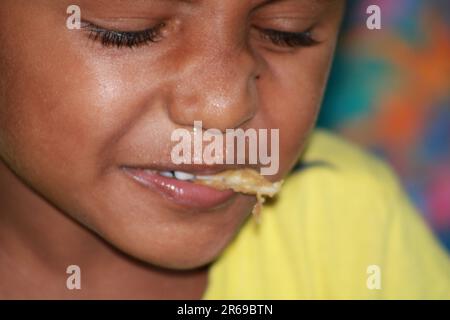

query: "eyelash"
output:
256 27 318 48
84 22 165 48
84 22 318 49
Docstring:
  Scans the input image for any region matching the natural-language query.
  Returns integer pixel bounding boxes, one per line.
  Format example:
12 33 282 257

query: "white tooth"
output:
159 171 174 178
174 171 195 181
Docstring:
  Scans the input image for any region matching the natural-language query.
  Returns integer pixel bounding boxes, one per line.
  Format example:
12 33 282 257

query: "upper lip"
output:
121 163 260 175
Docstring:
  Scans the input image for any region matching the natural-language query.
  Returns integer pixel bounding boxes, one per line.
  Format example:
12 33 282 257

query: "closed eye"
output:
82 22 166 48
81 21 318 50
255 26 319 48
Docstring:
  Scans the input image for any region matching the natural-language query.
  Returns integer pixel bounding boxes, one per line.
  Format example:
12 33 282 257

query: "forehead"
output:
62 0 344 22
72 0 341 10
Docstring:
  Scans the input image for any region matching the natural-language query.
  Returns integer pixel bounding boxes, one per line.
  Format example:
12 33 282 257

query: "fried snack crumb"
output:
194 169 283 221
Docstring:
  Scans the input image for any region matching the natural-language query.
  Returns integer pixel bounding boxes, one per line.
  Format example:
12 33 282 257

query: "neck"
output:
0 160 208 299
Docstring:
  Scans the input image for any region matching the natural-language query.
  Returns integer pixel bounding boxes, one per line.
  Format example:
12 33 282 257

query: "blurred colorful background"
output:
318 0 450 251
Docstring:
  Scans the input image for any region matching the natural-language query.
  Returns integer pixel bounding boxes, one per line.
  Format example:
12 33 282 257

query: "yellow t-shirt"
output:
203 129 450 299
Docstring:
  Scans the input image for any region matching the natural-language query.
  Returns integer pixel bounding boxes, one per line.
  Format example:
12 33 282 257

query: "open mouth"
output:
156 170 198 181
121 167 238 210
121 165 283 216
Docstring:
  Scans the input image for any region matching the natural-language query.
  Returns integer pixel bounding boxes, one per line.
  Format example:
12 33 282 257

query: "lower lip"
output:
122 167 236 210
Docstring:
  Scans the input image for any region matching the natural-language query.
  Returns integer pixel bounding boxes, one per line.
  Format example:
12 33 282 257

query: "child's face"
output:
0 0 344 269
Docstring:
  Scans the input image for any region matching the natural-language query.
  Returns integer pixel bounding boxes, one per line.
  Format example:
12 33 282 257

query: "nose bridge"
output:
168 34 261 132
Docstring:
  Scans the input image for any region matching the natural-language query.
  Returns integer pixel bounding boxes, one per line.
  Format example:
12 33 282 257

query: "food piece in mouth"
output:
193 169 283 220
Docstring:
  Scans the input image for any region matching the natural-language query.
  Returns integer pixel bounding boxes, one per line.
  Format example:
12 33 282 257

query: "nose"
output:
167 38 263 131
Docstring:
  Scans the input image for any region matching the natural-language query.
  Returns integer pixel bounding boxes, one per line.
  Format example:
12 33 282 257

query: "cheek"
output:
0 43 136 212
1 53 93 174
0 7 148 178
0 42 154 239
259 45 336 174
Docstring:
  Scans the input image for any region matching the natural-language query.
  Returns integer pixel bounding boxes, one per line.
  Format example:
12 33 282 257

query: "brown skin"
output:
0 0 344 299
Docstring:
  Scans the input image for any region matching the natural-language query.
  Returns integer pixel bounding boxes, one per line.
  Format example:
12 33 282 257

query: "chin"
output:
80 204 249 271
109 227 237 271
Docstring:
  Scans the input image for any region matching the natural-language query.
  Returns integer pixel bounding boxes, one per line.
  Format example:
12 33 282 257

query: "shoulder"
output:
267 129 450 298
294 128 396 185
206 130 450 299
277 129 403 226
